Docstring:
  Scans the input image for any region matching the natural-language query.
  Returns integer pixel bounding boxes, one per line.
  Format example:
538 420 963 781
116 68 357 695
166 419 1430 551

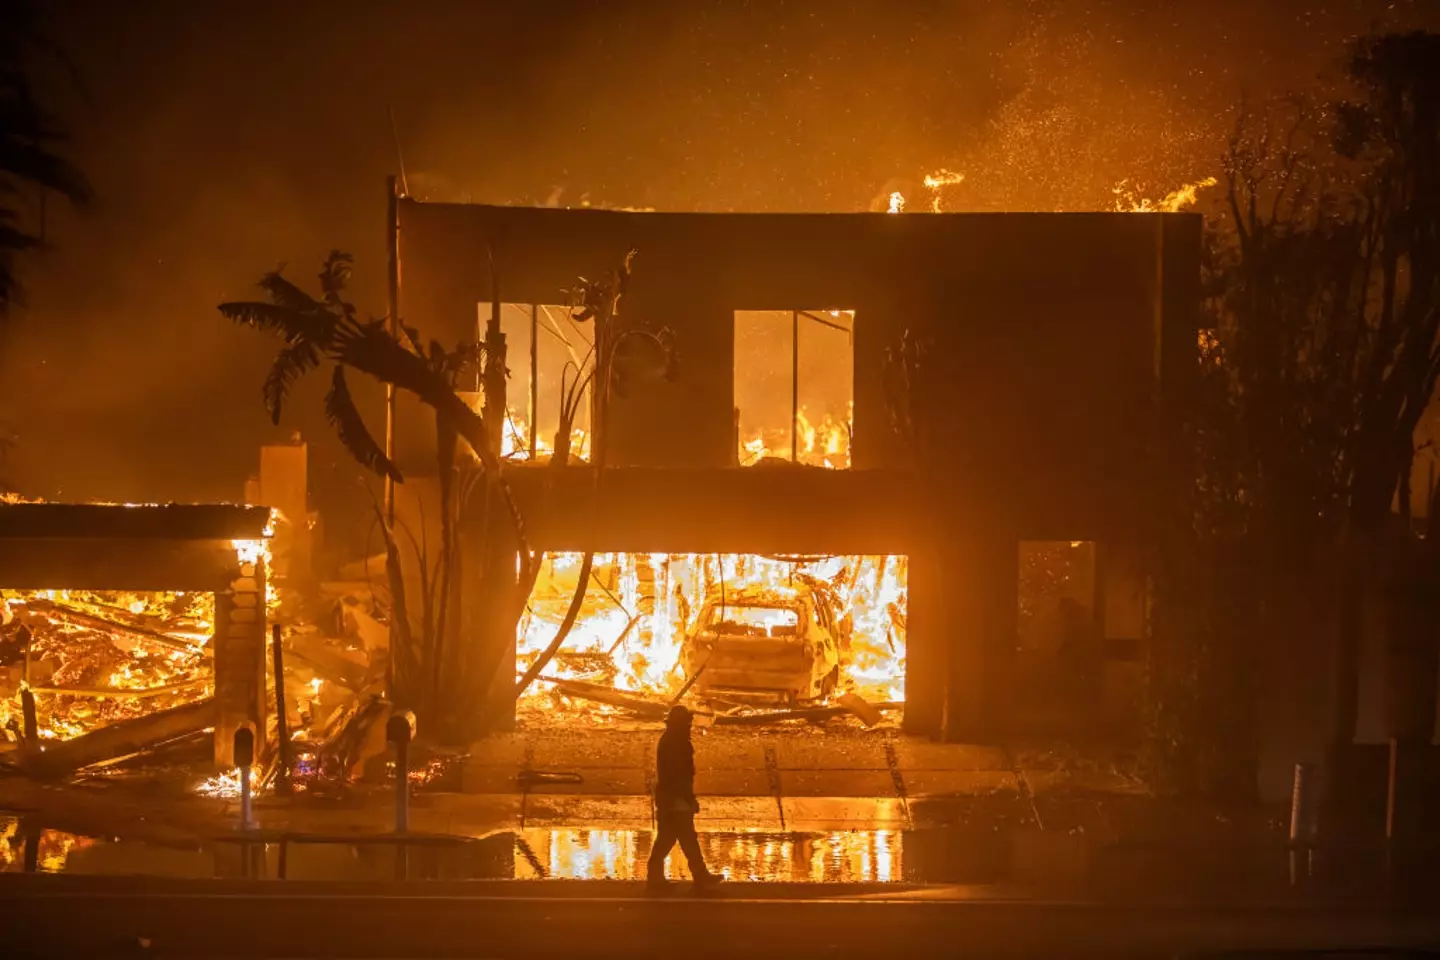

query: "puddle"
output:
511 828 904 882
0 809 1006 884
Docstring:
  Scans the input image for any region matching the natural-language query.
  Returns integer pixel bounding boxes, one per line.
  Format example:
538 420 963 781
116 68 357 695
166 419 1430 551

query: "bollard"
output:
1289 761 1317 847
233 726 256 831
387 711 416 834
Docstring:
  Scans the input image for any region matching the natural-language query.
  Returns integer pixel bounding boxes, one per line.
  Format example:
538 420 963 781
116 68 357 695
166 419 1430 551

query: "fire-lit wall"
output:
396 202 1200 739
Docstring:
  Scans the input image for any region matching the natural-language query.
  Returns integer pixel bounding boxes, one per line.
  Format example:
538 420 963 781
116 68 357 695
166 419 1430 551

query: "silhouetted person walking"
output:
647 705 721 889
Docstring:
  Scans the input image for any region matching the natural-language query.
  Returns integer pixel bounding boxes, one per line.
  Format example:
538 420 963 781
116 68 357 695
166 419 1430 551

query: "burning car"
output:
679 581 848 705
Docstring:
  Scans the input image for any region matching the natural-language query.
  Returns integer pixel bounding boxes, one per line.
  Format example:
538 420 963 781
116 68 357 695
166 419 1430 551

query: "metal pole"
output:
791 309 799 462
270 624 292 797
385 174 401 529
530 304 539 460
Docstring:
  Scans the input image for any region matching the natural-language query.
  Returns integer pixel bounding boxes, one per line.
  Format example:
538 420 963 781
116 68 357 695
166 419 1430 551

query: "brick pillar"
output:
213 559 268 767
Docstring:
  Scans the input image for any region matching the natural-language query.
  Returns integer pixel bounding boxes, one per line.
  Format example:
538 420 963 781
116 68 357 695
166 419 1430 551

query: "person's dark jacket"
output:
655 726 697 811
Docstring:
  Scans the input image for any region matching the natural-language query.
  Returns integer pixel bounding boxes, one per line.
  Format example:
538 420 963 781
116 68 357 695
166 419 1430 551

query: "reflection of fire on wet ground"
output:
518 553 907 728
513 827 900 883
0 815 97 873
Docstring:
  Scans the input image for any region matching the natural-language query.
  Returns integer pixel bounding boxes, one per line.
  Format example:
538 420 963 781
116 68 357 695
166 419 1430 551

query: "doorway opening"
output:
733 310 854 467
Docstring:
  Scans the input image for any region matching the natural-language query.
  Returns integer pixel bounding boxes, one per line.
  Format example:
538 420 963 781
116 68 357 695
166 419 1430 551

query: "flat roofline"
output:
401 198 1200 222
0 503 272 541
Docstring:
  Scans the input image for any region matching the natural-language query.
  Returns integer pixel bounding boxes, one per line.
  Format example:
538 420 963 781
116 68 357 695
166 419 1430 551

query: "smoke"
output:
1 0 1436 520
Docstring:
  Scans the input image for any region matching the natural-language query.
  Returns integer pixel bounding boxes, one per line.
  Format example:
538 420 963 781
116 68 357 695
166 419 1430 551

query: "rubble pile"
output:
1 590 214 744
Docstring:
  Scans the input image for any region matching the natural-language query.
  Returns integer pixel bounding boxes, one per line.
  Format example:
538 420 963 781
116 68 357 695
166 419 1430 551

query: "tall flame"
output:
1113 176 1217 213
922 169 965 212
886 191 905 214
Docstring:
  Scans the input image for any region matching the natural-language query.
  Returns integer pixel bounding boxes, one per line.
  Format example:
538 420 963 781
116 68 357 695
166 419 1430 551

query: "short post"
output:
387 711 415 834
270 624 292 797
233 725 255 831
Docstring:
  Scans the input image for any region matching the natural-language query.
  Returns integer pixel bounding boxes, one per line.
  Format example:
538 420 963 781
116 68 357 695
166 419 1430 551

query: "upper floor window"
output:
733 309 854 468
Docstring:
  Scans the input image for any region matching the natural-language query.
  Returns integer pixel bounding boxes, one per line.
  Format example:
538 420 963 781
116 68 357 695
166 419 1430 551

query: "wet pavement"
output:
2 730 1434 910
5 800 1430 911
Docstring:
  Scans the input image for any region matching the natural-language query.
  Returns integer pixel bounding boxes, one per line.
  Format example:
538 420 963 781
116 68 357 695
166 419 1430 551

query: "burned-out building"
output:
391 200 1201 741
0 502 271 767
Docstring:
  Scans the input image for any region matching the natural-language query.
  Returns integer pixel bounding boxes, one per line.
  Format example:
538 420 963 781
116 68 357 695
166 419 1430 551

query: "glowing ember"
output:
195 766 262 799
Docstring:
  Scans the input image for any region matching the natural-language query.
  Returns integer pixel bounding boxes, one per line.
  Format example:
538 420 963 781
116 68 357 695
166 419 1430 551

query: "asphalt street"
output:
5 875 1439 959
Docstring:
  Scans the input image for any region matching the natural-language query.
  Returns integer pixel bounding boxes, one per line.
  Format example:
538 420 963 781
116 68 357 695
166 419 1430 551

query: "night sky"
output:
3 0 1438 519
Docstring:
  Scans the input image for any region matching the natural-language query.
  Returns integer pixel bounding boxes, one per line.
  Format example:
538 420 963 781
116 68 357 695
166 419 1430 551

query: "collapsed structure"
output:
0 502 271 767
391 201 1201 739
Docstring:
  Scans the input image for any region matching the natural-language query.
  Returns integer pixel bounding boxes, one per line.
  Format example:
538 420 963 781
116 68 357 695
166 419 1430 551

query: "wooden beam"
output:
0 503 271 540
23 698 218 779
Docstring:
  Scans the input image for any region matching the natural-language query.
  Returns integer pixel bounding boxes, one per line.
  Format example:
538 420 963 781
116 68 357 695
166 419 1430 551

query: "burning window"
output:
734 310 854 467
477 302 592 461
518 553 906 726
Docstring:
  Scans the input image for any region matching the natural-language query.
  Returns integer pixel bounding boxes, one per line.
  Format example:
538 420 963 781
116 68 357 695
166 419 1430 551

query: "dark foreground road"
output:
4 876 1439 959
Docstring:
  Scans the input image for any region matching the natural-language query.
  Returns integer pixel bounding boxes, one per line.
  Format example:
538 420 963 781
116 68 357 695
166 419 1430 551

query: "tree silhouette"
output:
0 1 91 314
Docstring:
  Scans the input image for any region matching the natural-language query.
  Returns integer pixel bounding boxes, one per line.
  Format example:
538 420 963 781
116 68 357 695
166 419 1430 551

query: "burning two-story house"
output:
388 196 1201 743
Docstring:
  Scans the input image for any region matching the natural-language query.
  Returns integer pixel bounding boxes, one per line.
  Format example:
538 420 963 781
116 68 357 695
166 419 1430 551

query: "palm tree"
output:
219 251 533 727
1 1 92 313
223 249 675 740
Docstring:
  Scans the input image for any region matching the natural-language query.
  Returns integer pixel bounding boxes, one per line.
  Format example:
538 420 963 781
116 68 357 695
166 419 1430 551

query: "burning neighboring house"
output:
389 199 1200 741
0 501 272 769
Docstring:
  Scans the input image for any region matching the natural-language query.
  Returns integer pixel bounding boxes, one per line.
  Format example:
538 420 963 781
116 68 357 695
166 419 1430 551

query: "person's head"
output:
665 704 693 733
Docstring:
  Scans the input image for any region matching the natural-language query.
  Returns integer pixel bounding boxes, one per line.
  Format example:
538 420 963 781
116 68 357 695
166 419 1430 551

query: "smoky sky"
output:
2 0 1437 522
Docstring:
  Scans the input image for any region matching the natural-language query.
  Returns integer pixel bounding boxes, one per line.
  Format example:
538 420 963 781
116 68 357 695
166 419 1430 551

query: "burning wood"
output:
541 677 671 720
20 697 218 779
712 701 901 726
